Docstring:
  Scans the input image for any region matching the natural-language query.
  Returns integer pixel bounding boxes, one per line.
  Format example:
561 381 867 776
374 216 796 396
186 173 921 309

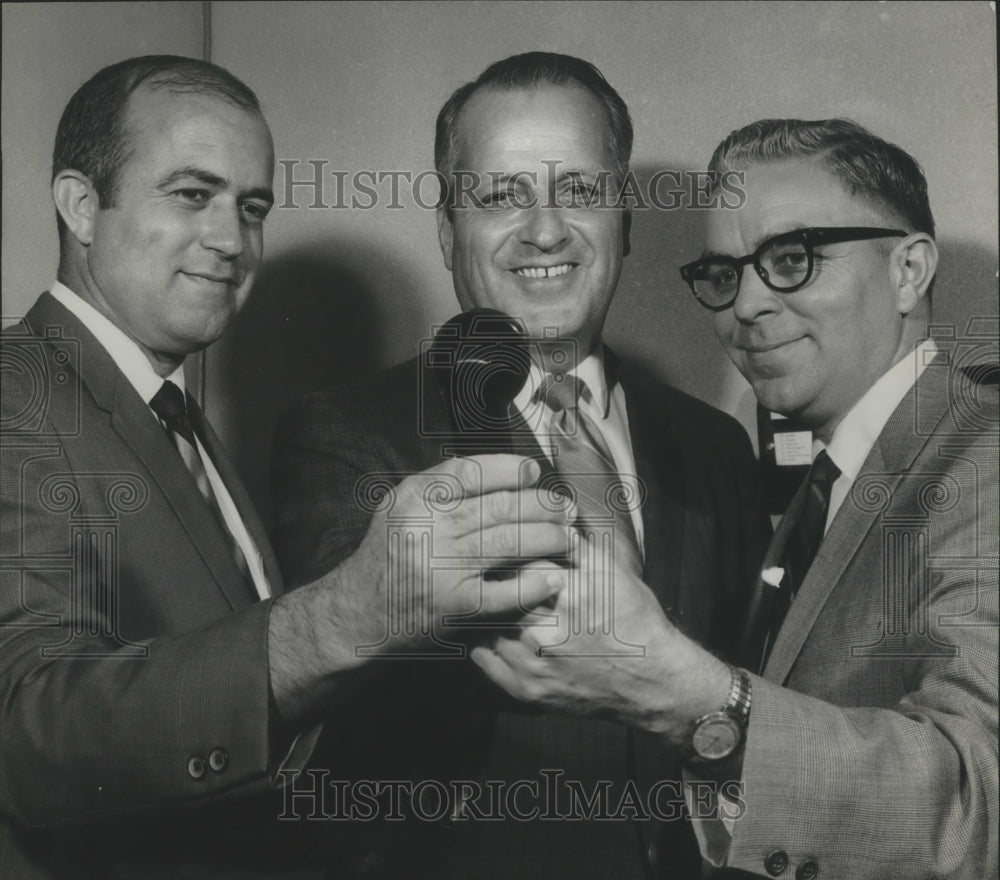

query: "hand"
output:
344 454 574 651
269 454 573 725
471 534 731 747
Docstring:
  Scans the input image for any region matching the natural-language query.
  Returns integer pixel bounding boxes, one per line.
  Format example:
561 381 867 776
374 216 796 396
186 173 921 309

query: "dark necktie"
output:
760 449 841 671
149 380 253 587
537 373 644 579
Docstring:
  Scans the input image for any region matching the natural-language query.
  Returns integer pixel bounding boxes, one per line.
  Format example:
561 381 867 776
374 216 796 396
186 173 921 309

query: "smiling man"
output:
472 118 998 879
0 55 574 880
273 52 770 880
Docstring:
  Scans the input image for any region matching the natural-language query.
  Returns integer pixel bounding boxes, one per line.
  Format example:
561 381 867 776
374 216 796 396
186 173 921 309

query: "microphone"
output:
426 308 531 439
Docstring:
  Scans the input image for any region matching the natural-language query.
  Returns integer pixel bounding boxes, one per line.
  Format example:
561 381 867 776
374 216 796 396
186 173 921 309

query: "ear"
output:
437 206 454 271
622 207 632 258
53 170 100 246
889 233 938 315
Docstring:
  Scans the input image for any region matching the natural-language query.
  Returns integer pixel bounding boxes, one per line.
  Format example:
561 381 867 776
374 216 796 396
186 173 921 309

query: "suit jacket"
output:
717 353 998 879
0 294 342 879
272 350 772 880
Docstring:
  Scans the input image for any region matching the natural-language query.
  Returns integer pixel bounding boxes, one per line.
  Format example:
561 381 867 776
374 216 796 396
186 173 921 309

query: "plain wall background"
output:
3 1 997 523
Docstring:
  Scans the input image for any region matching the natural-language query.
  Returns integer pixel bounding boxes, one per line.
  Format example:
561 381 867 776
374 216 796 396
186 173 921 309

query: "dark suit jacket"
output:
0 294 345 879
272 351 772 880
719 352 998 879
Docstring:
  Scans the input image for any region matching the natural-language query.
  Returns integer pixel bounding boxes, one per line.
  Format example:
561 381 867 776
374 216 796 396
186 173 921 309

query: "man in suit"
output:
273 52 771 879
0 55 573 879
474 118 998 878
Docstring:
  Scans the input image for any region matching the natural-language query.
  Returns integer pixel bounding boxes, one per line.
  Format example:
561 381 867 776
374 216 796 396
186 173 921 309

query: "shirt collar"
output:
817 338 938 479
513 348 612 421
49 281 185 404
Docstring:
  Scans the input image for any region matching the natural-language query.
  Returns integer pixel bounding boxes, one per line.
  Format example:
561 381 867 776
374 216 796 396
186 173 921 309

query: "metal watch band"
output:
724 666 752 728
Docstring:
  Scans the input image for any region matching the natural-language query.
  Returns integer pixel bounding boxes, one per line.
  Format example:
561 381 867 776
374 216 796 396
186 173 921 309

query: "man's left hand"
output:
471 536 732 749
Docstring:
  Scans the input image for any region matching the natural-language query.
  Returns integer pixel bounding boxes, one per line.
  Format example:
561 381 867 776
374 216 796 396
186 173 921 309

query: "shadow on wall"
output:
604 163 736 405
209 240 427 526
932 239 999 341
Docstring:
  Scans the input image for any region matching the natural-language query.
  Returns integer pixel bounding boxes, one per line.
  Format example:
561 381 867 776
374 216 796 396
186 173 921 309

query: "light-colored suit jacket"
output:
724 351 998 879
0 293 330 879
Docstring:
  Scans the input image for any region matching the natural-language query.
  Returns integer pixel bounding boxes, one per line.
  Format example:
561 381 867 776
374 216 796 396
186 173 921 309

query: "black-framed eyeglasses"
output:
679 227 907 311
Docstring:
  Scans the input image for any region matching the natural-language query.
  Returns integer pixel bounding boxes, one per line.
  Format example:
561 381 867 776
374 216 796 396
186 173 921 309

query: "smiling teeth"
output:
515 264 574 279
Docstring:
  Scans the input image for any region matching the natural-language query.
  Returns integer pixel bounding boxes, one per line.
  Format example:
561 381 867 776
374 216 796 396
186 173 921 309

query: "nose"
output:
730 266 783 323
518 200 570 252
200 200 245 260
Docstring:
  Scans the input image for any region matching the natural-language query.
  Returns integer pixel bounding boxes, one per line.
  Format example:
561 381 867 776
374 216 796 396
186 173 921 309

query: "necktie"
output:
760 449 841 670
537 373 644 579
149 380 252 586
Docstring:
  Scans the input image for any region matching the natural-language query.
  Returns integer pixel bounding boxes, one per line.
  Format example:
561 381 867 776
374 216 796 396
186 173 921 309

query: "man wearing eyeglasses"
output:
476 118 997 878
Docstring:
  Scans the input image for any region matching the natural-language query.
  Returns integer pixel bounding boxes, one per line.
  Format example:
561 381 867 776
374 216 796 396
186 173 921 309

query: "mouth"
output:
182 271 238 287
738 337 804 355
512 263 577 280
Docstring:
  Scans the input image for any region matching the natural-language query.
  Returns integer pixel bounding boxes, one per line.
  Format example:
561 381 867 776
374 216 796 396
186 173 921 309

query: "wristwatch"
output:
686 666 752 763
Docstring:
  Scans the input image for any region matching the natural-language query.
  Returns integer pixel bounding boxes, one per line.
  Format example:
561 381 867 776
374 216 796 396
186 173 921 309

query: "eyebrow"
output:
159 167 274 204
699 224 811 260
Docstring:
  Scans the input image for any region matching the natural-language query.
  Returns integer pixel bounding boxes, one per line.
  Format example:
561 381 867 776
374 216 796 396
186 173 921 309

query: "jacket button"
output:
208 748 229 773
186 755 206 780
796 858 820 880
764 849 789 876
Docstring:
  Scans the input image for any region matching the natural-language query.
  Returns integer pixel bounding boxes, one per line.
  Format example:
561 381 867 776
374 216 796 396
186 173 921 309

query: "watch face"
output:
692 714 741 760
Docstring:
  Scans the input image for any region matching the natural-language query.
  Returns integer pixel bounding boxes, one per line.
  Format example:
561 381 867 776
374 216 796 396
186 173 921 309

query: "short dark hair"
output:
52 55 261 214
708 118 935 237
434 51 632 208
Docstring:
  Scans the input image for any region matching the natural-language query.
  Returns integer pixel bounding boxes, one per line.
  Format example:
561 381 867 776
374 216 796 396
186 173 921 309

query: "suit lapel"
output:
763 359 949 682
26 293 258 610
187 396 285 596
617 369 684 612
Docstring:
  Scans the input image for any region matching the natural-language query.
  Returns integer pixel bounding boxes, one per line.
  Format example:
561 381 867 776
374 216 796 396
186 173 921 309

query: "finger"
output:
480 487 576 531
474 521 574 566
428 454 542 498
475 564 567 616
470 644 527 699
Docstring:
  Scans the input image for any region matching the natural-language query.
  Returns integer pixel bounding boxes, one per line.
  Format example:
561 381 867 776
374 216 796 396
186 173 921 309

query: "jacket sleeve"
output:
726 446 998 879
0 375 305 828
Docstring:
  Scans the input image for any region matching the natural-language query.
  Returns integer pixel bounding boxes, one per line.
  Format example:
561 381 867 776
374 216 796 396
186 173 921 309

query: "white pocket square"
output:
761 566 785 588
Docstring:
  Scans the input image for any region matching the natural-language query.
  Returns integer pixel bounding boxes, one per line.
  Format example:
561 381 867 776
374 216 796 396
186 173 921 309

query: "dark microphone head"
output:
427 308 531 434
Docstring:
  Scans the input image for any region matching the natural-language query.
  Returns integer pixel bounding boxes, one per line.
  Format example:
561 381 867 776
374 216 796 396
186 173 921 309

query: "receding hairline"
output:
446 80 617 169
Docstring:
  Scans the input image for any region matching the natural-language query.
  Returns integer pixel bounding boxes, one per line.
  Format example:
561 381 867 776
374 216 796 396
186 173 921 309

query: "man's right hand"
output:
268 454 571 726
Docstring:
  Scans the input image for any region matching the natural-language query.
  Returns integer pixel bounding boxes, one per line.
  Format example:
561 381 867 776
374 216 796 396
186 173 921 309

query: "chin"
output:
749 376 807 418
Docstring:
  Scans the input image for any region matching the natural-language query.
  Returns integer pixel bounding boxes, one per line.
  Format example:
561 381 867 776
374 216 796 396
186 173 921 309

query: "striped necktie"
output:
760 449 841 670
149 380 253 587
537 373 644 579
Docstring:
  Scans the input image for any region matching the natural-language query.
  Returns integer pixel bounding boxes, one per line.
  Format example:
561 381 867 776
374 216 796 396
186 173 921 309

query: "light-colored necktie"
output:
538 373 644 578
534 373 645 656
149 380 253 588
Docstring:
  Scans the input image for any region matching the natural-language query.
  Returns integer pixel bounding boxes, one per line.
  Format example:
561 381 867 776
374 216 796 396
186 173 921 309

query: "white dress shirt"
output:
512 349 645 556
820 338 938 531
49 281 271 600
